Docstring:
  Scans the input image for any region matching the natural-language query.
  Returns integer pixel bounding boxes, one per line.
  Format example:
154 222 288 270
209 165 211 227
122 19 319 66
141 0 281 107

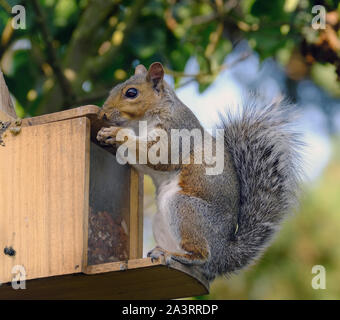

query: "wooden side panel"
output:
129 169 143 259
0 117 89 283
0 110 14 122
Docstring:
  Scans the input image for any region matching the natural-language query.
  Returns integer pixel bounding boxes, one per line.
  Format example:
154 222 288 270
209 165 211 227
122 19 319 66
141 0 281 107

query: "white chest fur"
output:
157 174 181 214
152 174 185 253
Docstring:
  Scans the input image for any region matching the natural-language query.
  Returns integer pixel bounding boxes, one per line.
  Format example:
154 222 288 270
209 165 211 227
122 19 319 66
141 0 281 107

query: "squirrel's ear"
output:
147 62 164 88
135 64 147 75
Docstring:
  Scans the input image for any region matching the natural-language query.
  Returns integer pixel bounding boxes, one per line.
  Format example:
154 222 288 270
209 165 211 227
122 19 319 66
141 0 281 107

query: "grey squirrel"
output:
97 62 302 282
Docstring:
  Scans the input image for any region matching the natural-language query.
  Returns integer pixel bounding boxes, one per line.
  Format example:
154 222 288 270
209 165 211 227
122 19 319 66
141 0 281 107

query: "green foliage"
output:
196 139 340 299
0 0 339 116
251 0 286 20
1 0 339 300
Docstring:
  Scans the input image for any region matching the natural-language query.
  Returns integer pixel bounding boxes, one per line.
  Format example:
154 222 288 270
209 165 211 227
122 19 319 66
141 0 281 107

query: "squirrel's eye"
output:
125 88 138 98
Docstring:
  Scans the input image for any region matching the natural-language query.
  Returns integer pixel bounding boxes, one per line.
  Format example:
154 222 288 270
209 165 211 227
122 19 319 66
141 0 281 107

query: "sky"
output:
166 53 333 183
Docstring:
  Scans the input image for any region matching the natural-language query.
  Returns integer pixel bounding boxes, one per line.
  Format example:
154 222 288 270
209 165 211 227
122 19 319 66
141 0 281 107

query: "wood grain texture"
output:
21 105 144 261
84 257 208 284
21 105 102 127
0 118 89 283
21 105 117 155
0 70 16 121
0 105 209 300
137 172 144 257
0 110 14 122
0 258 209 300
82 119 91 271
129 169 143 259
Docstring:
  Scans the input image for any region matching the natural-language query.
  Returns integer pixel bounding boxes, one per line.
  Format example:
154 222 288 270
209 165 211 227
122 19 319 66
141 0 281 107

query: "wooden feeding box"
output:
0 73 208 299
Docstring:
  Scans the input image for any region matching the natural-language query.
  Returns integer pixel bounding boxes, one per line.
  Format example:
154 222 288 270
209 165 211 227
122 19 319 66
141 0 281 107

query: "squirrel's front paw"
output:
97 126 121 145
147 246 172 266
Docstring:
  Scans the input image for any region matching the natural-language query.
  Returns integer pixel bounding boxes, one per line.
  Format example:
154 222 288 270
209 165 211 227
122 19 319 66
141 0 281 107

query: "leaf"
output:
250 0 286 20
5 50 39 111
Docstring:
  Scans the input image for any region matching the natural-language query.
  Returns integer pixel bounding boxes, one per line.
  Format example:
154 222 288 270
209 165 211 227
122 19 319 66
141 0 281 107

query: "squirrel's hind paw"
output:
147 246 172 266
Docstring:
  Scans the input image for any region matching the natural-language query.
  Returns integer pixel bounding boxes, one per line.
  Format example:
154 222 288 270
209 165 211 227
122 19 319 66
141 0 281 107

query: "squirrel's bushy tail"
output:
221 97 303 273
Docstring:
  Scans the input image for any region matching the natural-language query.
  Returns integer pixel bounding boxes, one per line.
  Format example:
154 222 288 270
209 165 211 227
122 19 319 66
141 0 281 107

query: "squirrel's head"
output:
102 62 166 123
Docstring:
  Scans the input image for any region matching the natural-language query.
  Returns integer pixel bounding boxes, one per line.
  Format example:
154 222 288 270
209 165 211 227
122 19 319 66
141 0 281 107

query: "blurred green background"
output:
206 140 340 299
1 0 340 299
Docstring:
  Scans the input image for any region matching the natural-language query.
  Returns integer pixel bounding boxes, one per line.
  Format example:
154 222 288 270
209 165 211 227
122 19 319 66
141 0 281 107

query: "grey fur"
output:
202 96 303 279
149 95 303 281
98 72 303 282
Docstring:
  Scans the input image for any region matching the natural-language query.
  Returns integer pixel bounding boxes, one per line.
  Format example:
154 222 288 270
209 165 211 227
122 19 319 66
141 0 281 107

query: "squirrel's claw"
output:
147 246 172 265
147 246 163 262
97 126 121 145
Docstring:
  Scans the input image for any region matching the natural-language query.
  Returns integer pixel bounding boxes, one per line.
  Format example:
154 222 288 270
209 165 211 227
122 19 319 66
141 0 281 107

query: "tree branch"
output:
63 0 119 71
0 0 11 14
191 0 238 26
74 88 112 106
30 0 76 107
86 0 148 77
166 51 251 78
169 50 252 88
